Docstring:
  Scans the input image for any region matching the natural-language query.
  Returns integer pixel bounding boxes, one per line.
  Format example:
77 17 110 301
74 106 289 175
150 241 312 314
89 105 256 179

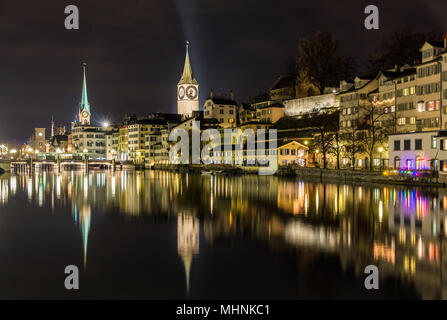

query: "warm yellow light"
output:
10 149 17 154
378 147 384 153
83 149 88 153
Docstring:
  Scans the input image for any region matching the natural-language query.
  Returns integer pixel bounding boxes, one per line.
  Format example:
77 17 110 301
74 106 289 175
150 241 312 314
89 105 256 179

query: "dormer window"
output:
423 49 433 60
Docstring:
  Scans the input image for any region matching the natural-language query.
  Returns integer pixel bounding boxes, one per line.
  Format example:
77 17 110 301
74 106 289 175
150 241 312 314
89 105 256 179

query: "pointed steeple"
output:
80 63 90 114
178 41 197 85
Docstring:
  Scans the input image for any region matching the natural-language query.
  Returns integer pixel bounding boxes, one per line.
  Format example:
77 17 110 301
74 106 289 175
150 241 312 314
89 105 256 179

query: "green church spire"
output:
80 62 90 114
178 41 197 85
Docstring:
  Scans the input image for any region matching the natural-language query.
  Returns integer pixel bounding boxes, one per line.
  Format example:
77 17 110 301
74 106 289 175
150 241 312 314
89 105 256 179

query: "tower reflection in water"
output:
2 170 447 298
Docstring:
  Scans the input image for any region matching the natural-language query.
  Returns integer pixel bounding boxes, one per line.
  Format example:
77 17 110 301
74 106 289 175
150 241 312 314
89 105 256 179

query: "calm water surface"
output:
0 170 444 299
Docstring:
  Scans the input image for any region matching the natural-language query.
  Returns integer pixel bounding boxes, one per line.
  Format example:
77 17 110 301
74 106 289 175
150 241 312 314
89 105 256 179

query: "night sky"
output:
0 0 445 143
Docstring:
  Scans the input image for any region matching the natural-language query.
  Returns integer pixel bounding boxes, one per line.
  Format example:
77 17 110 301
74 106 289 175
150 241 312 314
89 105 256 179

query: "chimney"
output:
210 89 214 98
230 90 235 101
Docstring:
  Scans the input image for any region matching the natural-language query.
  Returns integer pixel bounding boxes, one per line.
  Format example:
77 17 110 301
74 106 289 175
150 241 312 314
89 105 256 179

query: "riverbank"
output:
151 164 445 187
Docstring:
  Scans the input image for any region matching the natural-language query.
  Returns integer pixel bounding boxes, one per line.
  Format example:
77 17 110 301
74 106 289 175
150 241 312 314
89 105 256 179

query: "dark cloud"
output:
0 0 445 143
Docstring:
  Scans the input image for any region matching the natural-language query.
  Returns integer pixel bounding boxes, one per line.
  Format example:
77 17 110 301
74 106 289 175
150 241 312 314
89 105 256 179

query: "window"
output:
373 159 380 167
394 140 401 151
417 102 425 112
404 140 411 150
398 117 406 125
415 139 422 150
410 117 416 125
394 157 401 169
432 136 437 149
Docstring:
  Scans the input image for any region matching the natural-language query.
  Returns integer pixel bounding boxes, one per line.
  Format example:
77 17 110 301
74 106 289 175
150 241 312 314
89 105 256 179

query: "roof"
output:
80 64 90 114
50 135 68 144
128 118 168 125
207 97 238 105
426 41 445 48
270 75 295 90
178 42 198 85
337 78 375 95
277 140 309 149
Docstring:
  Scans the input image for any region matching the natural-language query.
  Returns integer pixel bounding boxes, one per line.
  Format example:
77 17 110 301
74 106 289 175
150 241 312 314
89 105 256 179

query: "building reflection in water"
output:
3 170 447 298
177 214 199 294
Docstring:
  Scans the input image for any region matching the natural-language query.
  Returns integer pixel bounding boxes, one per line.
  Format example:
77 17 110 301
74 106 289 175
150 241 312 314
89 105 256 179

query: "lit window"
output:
432 136 437 149
418 102 425 112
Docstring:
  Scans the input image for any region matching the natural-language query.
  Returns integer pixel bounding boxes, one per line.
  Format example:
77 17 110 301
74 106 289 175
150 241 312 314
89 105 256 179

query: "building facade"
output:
177 42 199 117
203 91 237 128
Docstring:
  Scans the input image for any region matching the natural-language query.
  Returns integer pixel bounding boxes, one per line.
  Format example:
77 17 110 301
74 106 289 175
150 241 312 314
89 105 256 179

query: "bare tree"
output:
310 111 339 169
297 32 354 93
357 99 393 171
341 126 363 170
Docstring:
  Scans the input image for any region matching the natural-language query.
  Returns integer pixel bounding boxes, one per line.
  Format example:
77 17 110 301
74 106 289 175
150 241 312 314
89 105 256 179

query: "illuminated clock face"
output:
186 85 198 100
178 86 185 100
82 111 89 118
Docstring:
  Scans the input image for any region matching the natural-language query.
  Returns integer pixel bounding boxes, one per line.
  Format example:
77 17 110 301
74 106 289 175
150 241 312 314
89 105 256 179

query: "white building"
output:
387 130 447 171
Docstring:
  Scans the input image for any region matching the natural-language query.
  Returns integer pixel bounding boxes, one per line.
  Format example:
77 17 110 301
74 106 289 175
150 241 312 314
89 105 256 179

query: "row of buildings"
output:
25 35 447 173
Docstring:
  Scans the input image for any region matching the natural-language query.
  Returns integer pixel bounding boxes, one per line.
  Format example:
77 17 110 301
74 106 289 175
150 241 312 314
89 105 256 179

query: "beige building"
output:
203 91 237 128
256 102 285 124
71 123 114 160
238 103 256 125
338 75 378 169
127 118 169 164
105 129 119 161
118 125 128 161
278 141 309 166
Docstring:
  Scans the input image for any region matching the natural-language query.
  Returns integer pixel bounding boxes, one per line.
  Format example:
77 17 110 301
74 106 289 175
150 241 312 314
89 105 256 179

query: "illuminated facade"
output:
177 42 199 117
79 63 91 125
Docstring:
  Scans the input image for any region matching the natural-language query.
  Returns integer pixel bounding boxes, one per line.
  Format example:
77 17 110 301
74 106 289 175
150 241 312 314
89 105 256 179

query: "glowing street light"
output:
103 122 110 128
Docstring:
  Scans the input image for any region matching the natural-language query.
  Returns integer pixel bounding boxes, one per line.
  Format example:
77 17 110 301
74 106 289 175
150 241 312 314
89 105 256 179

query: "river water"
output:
0 170 444 299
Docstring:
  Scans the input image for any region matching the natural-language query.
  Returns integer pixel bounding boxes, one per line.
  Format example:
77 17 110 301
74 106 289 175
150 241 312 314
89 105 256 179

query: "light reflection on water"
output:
0 170 446 299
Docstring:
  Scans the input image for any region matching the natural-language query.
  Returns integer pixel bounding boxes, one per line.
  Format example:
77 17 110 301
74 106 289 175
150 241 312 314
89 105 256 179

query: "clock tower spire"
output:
177 41 199 117
79 62 91 125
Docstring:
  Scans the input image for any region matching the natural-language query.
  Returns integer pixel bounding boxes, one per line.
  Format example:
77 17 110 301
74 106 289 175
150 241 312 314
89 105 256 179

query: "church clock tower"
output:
79 63 91 125
177 42 199 117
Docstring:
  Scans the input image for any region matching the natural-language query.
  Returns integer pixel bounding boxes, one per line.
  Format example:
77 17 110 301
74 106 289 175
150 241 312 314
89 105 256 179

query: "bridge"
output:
8 158 135 172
